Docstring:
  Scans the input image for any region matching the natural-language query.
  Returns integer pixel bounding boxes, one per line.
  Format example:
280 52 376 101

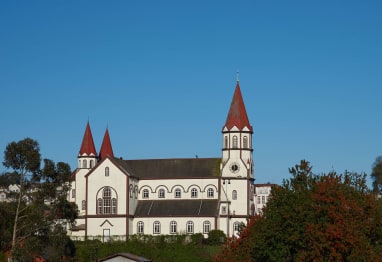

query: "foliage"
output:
74 235 221 262
215 160 382 262
207 230 226 245
1 138 78 261
0 171 20 187
371 156 382 194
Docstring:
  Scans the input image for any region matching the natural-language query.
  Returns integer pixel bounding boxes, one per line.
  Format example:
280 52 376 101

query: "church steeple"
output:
99 127 114 160
223 81 252 132
221 80 253 178
78 122 97 169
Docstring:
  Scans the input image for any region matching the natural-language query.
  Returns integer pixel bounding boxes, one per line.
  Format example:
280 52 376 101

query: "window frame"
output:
203 221 211 234
232 136 238 148
158 189 165 198
232 190 237 200
142 189 149 199
174 188 181 198
207 188 214 198
191 188 198 198
186 221 194 234
137 221 144 234
153 221 161 234
170 221 177 234
243 136 248 148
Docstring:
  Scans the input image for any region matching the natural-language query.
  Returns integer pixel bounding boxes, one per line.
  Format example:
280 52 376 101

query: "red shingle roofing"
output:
79 122 97 156
99 128 114 160
223 82 252 131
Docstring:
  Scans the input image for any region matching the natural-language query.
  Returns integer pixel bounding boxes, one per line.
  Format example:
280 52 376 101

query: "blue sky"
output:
1 1 381 187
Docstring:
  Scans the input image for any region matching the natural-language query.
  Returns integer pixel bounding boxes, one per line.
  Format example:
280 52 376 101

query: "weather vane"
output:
236 70 240 82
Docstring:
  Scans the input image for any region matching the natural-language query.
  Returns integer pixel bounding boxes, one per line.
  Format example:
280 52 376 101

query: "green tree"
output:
0 171 20 187
215 160 382 262
371 156 382 194
3 138 41 257
2 138 78 260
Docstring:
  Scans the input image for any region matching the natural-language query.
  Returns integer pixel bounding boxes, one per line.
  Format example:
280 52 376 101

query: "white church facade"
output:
68 81 256 241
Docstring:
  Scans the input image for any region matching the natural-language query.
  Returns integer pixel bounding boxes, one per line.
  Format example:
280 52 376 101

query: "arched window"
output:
97 187 117 214
174 188 181 198
191 188 198 198
143 189 149 199
232 190 237 200
170 221 177 234
81 200 86 210
137 221 144 234
90 160 94 168
186 221 194 234
232 136 238 148
153 221 161 234
243 136 248 148
207 188 214 198
105 167 109 177
224 136 228 148
159 189 165 198
203 221 211 234
83 159 87 168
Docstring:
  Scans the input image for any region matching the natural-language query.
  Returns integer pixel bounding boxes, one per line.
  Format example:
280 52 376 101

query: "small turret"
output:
99 127 114 161
78 122 98 169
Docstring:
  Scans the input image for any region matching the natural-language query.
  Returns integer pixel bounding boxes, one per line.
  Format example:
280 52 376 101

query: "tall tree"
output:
371 156 382 194
215 160 382 262
3 138 41 257
2 138 78 260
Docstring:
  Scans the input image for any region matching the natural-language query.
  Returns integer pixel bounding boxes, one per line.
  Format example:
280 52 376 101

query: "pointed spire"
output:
99 127 114 160
79 122 97 156
223 82 253 131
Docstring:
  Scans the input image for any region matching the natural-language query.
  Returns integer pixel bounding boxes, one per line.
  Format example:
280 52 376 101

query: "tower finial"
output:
236 70 240 83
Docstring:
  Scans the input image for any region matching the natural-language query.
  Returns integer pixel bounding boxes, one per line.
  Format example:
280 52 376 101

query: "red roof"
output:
99 128 114 160
223 82 252 131
79 122 97 156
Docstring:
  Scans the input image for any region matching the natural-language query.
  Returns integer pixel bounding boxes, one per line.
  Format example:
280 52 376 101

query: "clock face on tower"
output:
229 162 240 173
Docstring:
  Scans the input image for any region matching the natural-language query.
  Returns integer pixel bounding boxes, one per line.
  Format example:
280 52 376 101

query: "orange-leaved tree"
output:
215 160 382 262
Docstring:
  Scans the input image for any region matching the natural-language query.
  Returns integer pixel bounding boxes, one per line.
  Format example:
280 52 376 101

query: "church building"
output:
68 80 255 241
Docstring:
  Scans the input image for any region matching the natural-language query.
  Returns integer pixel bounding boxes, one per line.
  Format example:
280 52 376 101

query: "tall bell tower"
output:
220 79 254 236
221 80 254 179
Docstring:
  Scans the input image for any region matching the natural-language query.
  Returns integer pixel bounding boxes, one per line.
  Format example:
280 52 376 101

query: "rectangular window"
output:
203 222 211 234
170 221 177 234
222 206 227 214
143 190 149 199
103 229 110 242
72 189 76 198
104 198 111 214
153 222 161 234
257 196 261 204
262 196 265 204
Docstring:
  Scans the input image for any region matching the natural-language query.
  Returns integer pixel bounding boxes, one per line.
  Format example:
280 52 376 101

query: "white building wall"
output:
87 217 127 238
138 179 219 200
87 159 128 215
132 217 215 236
254 185 272 215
